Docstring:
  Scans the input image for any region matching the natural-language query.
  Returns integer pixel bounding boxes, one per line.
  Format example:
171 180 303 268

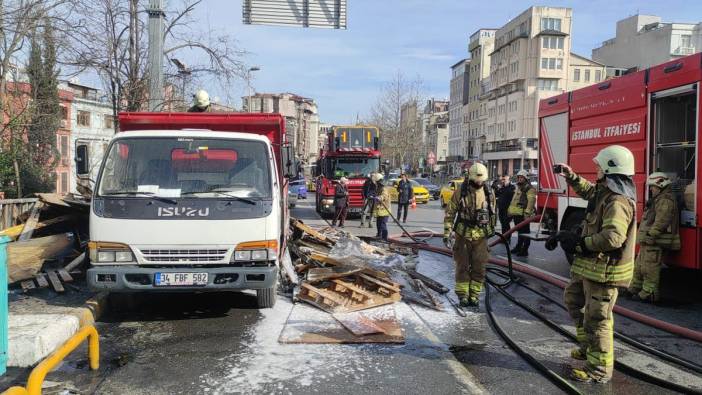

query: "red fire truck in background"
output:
314 125 381 216
538 52 701 270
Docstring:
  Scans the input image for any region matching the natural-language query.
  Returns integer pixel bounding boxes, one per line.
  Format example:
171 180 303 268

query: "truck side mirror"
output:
75 143 90 176
281 144 295 178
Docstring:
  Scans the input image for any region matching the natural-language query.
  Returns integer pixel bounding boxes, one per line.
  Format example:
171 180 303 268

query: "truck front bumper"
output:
87 264 277 292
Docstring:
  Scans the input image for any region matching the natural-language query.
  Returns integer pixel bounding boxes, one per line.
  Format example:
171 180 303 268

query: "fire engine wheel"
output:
256 280 277 309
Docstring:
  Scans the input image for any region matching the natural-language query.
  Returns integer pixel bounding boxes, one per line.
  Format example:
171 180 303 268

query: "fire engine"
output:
314 125 381 216
538 52 701 270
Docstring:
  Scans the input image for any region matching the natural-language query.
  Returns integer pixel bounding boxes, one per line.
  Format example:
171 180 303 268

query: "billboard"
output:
243 0 347 29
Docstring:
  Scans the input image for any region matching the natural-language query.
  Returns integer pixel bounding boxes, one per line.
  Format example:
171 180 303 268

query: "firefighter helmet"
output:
647 172 671 189
467 163 488 183
516 170 529 178
193 89 210 109
593 145 635 176
371 172 384 182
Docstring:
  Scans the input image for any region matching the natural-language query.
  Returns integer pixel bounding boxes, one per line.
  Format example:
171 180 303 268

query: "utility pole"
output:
147 0 166 111
247 66 260 112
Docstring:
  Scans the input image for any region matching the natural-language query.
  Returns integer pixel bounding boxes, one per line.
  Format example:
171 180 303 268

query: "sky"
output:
188 0 702 124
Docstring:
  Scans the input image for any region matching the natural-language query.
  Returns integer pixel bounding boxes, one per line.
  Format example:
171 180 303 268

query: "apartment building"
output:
592 14 702 72
448 59 469 174
422 99 449 169
481 6 604 178
465 29 497 164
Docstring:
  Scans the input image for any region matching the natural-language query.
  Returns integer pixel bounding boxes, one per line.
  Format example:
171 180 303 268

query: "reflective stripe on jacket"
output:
567 174 636 287
373 187 391 217
507 183 536 217
443 183 496 241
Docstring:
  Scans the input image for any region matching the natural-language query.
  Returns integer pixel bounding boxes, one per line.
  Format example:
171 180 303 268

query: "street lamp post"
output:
520 136 527 172
247 66 260 112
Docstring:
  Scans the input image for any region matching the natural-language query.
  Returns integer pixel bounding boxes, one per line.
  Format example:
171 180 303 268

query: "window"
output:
104 115 114 129
541 17 561 31
77 110 90 127
542 36 564 49
555 58 562 69
59 135 69 164
681 34 692 48
595 70 602 82
584 69 591 82
573 68 580 81
60 106 68 120
537 79 559 91
60 172 68 195
541 58 562 70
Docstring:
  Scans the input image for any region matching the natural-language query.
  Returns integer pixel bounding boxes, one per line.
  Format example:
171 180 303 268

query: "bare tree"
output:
64 0 247 124
367 70 424 170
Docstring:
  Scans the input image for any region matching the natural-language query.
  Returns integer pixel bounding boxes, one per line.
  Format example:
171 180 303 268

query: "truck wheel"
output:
256 280 277 308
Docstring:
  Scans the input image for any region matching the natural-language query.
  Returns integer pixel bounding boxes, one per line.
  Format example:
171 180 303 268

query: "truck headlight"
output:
232 240 278 262
321 198 334 206
89 241 135 263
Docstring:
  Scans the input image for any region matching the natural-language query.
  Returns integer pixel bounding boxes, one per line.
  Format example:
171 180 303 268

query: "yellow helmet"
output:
647 172 671 189
468 163 488 183
593 145 635 176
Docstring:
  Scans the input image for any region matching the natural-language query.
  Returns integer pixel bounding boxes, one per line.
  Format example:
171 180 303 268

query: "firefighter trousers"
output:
453 235 489 299
564 273 618 380
629 244 663 301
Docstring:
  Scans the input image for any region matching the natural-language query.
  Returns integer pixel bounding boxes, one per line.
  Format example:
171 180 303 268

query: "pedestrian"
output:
360 173 376 228
495 175 516 238
625 172 680 303
507 170 536 257
373 174 391 240
331 177 349 227
545 145 637 384
396 173 414 223
443 163 496 308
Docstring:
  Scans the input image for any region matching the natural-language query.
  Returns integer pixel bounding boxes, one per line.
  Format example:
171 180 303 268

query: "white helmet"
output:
516 170 529 178
468 163 488 183
339 177 348 184
647 172 671 189
193 89 210 108
371 172 384 182
593 145 635 176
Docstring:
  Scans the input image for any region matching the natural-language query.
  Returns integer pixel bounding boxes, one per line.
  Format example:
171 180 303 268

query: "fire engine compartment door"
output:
649 83 698 227
539 112 568 193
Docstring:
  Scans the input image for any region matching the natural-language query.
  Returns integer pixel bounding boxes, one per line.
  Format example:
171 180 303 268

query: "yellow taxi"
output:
388 179 430 204
440 178 464 207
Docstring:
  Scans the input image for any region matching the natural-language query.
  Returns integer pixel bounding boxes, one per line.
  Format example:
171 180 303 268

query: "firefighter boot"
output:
571 326 587 360
458 296 471 308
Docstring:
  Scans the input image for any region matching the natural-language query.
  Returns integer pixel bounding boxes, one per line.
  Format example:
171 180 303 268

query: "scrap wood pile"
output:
0 193 90 293
287 218 446 314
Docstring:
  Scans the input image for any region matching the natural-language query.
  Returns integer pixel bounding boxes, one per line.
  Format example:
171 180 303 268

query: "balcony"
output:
672 47 695 56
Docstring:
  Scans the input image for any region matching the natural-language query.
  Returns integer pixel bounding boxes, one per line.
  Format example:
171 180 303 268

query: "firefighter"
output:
443 162 496 308
188 89 211 112
331 177 349 227
372 173 391 240
360 173 376 228
545 145 636 383
626 172 680 303
507 170 536 257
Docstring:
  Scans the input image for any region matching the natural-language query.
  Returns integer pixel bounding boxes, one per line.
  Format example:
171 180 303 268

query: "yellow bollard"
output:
24 325 99 395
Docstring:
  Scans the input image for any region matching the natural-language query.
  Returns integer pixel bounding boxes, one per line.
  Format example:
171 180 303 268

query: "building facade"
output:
466 29 497 166
448 59 469 174
592 14 702 71
62 81 116 195
422 99 449 170
243 93 320 166
480 6 605 178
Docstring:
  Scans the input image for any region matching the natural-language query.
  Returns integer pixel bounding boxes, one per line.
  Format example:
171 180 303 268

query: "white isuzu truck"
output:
76 112 294 308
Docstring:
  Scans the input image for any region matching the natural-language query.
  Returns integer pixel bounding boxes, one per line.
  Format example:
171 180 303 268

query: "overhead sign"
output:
243 0 347 29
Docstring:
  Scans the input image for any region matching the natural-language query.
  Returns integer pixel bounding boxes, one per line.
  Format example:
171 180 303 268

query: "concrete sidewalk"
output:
6 288 107 367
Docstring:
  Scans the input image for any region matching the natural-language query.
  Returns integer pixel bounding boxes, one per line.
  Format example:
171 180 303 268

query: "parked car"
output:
288 186 298 208
387 179 430 204
440 178 464 207
412 178 440 200
289 179 308 199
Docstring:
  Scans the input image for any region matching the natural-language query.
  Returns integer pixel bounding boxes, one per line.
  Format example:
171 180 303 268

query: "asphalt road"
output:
3 195 700 394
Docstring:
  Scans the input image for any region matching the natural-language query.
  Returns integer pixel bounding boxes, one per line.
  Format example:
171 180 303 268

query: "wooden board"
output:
333 311 387 335
46 271 65 292
35 273 49 288
21 280 36 291
18 201 44 241
57 269 73 282
292 219 334 246
7 233 73 283
298 273 401 314
279 304 404 344
37 193 70 207
306 266 363 283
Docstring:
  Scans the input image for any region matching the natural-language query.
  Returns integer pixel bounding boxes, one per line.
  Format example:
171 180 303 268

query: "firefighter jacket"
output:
373 186 391 217
566 174 636 287
638 187 680 250
444 182 496 241
507 182 536 217
334 184 348 208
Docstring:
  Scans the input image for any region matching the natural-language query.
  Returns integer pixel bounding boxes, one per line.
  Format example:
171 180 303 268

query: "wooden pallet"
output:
20 268 74 293
298 273 401 313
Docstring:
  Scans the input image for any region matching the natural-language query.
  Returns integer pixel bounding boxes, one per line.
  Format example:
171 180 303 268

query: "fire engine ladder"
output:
524 190 551 242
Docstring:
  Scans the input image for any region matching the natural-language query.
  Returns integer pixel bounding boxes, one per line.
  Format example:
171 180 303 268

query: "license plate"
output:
348 208 362 213
154 272 208 286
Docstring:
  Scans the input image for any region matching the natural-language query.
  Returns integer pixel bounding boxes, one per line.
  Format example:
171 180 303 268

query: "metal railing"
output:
0 199 38 231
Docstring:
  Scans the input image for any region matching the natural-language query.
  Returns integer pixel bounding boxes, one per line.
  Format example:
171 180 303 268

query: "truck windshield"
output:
97 137 272 199
330 157 379 178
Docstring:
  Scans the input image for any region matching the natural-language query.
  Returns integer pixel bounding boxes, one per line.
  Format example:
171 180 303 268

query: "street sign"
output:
427 151 436 166
243 0 347 29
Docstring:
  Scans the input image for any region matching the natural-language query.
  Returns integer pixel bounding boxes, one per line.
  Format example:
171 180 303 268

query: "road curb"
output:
76 292 109 326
